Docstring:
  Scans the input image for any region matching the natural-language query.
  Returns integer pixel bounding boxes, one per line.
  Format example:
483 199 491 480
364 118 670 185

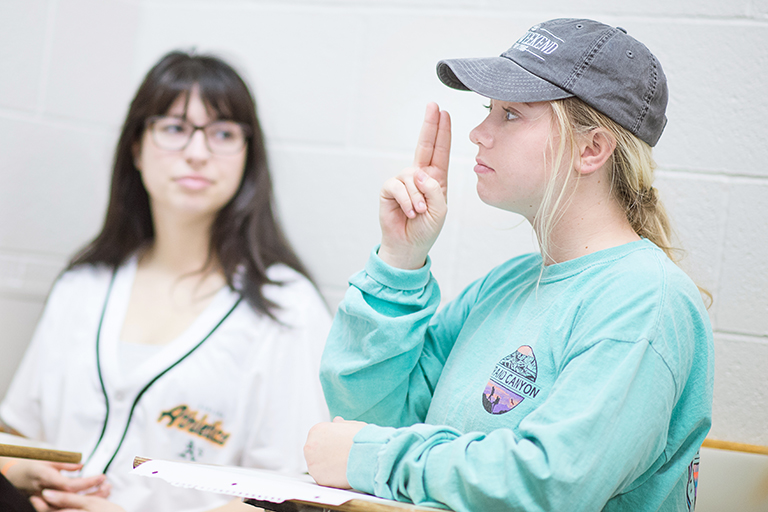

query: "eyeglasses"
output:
146 116 251 155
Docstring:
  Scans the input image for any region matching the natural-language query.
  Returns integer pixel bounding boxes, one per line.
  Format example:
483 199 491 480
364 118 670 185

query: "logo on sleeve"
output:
686 450 700 510
482 345 540 415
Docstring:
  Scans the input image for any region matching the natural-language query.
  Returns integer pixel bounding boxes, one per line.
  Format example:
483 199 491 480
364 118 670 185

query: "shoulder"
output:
477 252 543 292
584 241 703 315
564 241 711 383
47 263 116 303
262 264 331 327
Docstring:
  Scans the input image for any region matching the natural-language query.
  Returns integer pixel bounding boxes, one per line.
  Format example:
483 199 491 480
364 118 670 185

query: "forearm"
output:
320 248 443 426
346 341 680 512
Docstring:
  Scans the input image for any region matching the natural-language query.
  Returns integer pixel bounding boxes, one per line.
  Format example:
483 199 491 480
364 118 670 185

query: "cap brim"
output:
437 56 573 103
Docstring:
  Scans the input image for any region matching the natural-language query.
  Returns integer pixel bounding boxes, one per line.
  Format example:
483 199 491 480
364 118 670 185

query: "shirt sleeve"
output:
346 336 680 512
320 247 486 428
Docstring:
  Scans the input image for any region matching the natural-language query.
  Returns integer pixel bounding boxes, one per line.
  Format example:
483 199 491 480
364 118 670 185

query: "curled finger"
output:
414 169 447 211
381 177 417 218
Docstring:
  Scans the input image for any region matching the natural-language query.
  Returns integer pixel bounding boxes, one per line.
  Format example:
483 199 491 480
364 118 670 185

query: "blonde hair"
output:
537 97 674 261
538 97 711 306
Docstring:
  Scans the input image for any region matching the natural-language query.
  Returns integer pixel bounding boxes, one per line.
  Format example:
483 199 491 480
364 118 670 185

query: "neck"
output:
535 173 640 266
142 209 219 277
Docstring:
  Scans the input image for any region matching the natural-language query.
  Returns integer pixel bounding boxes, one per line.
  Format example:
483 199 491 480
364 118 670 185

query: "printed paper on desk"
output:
132 458 378 506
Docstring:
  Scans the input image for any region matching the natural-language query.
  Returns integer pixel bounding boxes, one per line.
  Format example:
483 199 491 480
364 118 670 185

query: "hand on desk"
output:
34 489 124 512
3 459 108 497
304 417 367 489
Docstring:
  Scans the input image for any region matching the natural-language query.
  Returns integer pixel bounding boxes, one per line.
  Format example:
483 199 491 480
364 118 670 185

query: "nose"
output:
469 118 492 148
184 128 211 161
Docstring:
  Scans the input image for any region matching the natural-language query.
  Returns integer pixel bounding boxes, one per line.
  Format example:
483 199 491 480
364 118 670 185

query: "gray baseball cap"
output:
437 18 668 146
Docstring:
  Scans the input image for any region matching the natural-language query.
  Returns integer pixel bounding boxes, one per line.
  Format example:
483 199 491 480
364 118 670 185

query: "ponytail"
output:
550 97 676 260
547 97 712 306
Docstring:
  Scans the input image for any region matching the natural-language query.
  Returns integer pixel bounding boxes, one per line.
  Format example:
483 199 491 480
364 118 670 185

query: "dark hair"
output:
68 50 315 318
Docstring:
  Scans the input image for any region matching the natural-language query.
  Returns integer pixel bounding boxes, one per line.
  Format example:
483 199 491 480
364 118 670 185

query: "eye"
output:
208 122 242 141
503 108 519 121
212 129 234 140
158 119 187 134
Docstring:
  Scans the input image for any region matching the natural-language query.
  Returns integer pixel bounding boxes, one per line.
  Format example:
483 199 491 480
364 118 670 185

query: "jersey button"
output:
114 391 126 401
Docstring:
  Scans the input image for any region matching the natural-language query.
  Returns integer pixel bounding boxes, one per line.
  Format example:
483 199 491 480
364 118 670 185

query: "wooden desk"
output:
0 438 81 464
244 497 447 512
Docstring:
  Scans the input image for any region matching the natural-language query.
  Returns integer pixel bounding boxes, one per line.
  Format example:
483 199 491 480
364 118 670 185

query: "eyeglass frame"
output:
145 115 252 155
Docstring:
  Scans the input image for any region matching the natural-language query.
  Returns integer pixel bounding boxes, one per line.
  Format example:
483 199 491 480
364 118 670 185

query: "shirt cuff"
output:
365 245 432 291
347 423 397 495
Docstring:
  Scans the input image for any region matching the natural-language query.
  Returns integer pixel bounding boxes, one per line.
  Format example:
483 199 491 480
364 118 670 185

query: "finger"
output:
429 110 452 193
29 495 52 512
60 474 107 493
413 103 441 168
49 463 83 472
41 469 104 493
398 172 427 214
381 177 416 219
414 169 446 211
86 481 111 498
42 489 85 509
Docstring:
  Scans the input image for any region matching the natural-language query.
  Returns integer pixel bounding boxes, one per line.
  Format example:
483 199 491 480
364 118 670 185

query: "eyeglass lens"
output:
150 117 247 154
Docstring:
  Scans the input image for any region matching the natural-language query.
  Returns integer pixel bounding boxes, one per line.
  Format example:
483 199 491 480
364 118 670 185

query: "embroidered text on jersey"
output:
482 345 540 415
158 404 231 446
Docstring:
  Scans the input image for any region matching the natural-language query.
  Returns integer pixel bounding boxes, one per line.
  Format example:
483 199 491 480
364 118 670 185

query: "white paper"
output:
132 459 371 506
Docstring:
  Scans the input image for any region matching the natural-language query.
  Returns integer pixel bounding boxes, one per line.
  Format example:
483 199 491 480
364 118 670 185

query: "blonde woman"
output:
305 18 713 512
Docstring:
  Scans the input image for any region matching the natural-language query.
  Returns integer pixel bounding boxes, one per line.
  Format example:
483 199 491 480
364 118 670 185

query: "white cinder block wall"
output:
1 0 766 452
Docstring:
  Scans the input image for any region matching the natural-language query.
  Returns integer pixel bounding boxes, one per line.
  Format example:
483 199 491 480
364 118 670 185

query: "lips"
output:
474 158 495 174
174 175 213 191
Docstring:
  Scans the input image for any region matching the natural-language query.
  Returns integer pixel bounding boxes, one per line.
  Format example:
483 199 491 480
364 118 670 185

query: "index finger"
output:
430 109 451 181
413 102 441 168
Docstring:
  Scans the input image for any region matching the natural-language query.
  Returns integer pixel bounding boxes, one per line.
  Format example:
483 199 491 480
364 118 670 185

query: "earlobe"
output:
577 128 616 176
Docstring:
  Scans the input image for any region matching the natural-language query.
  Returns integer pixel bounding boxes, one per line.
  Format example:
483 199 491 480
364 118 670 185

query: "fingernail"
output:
418 201 426 210
42 489 58 498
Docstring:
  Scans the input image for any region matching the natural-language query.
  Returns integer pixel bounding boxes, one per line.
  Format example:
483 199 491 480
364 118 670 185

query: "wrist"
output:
377 244 428 270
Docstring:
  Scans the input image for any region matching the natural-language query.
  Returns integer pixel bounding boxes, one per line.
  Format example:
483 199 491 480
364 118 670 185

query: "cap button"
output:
616 26 627 34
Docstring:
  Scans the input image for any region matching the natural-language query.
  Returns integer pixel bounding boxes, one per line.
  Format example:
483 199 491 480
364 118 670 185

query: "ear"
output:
575 128 616 176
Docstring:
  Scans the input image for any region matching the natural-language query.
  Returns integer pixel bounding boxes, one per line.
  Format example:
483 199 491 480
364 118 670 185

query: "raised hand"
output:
378 102 451 269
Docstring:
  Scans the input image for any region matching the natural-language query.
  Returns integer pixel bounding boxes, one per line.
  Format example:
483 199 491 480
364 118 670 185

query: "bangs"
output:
139 55 255 125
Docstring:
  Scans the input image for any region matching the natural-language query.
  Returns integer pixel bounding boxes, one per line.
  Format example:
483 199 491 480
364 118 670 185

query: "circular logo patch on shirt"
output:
482 345 540 415
686 450 700 510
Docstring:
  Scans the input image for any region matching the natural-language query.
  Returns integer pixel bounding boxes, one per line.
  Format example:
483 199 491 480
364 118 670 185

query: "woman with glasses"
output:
0 50 331 512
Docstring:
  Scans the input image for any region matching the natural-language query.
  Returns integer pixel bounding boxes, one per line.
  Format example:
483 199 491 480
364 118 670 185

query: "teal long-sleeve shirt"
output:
320 240 714 512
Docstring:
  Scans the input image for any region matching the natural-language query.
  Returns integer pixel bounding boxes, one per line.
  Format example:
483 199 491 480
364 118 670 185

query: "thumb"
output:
414 169 447 207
